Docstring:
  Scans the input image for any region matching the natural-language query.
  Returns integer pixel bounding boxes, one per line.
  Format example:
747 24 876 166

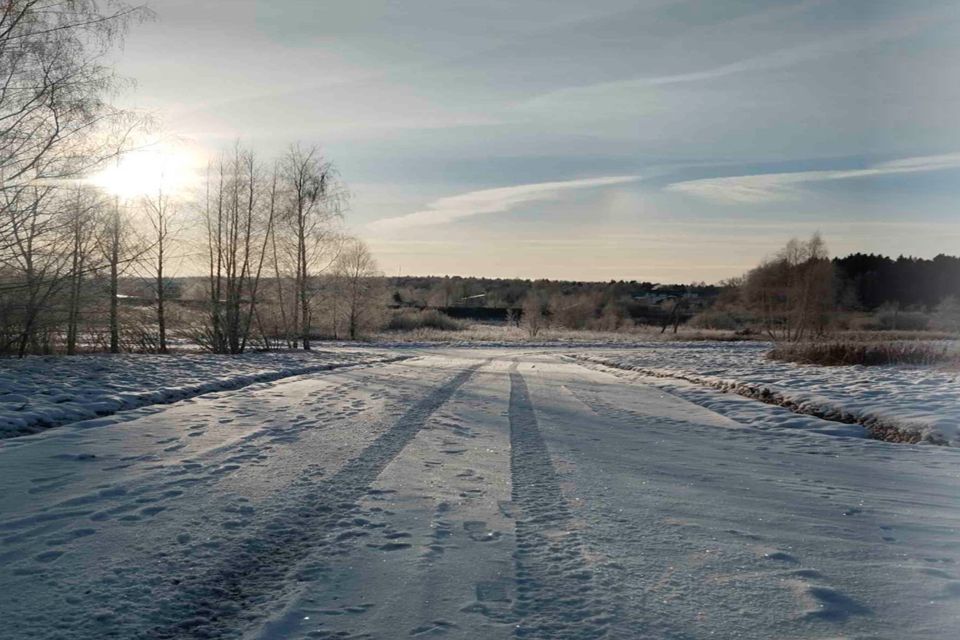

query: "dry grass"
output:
833 329 957 342
768 340 959 367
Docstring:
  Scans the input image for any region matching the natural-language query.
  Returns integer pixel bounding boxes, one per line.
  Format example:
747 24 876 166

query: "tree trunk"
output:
16 290 37 359
66 237 83 356
299 238 310 350
110 245 119 353
156 221 167 353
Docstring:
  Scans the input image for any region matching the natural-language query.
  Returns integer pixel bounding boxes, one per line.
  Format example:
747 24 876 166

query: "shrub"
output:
385 309 466 332
687 309 747 331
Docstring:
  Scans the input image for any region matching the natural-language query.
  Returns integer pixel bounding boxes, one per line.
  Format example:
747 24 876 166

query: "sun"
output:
89 143 201 199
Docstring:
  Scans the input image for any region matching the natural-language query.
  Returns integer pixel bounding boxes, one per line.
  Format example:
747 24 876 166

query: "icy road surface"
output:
1 350 959 639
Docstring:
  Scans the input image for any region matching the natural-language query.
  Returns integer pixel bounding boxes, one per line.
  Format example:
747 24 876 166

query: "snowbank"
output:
0 350 407 437
573 341 960 445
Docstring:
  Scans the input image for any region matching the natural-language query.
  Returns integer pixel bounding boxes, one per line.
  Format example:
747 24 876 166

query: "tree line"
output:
0 140 386 357
834 253 960 311
703 234 960 340
0 1 147 356
0 2 384 357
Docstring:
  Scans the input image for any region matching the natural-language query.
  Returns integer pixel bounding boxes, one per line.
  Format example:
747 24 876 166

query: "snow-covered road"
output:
1 350 959 639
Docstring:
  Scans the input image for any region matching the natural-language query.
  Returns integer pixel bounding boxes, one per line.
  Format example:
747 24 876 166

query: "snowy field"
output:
0 350 405 437
0 348 958 639
574 341 960 445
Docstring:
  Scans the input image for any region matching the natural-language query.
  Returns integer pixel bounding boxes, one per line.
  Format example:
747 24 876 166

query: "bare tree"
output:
267 163 296 348
141 185 178 353
97 197 136 353
0 0 149 210
0 1 148 356
659 296 687 335
239 157 280 353
744 232 835 341
198 145 272 353
278 145 344 350
333 238 383 340
65 185 103 354
0 185 71 355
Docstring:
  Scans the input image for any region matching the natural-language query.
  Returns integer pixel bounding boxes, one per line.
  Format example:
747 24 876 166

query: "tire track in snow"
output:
139 362 483 640
509 369 612 639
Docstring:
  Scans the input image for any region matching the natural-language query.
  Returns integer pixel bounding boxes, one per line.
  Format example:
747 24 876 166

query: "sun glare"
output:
89 144 200 199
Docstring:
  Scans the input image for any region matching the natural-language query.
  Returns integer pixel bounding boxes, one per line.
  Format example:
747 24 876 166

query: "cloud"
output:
664 152 960 204
366 175 639 232
520 9 938 111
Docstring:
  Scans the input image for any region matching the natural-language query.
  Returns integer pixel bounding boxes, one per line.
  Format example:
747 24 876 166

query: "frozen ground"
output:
0 348 958 639
574 342 960 445
0 350 405 437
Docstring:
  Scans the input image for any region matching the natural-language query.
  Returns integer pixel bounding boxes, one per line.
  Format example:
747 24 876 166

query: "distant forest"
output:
387 277 718 310
387 253 960 313
834 254 960 310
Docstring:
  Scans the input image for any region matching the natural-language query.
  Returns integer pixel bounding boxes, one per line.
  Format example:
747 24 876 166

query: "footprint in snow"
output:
34 550 64 563
45 528 96 545
802 585 871 622
464 521 501 542
371 542 412 551
764 551 799 564
790 569 823 580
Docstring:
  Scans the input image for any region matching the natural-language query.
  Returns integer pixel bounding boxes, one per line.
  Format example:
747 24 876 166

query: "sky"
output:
109 0 960 283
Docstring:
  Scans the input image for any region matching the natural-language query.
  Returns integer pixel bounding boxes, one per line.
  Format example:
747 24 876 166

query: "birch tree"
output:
142 186 177 353
333 238 382 340
65 185 103 354
279 145 344 350
199 145 272 353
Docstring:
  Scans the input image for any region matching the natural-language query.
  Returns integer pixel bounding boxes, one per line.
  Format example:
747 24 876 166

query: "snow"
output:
572 341 960 445
0 350 407 437
0 349 958 639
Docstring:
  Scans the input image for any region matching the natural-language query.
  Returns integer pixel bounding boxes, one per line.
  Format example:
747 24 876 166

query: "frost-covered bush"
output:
932 296 960 334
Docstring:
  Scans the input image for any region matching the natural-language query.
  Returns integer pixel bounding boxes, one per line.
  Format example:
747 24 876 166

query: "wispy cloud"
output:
520 10 938 110
664 152 960 204
367 176 640 232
